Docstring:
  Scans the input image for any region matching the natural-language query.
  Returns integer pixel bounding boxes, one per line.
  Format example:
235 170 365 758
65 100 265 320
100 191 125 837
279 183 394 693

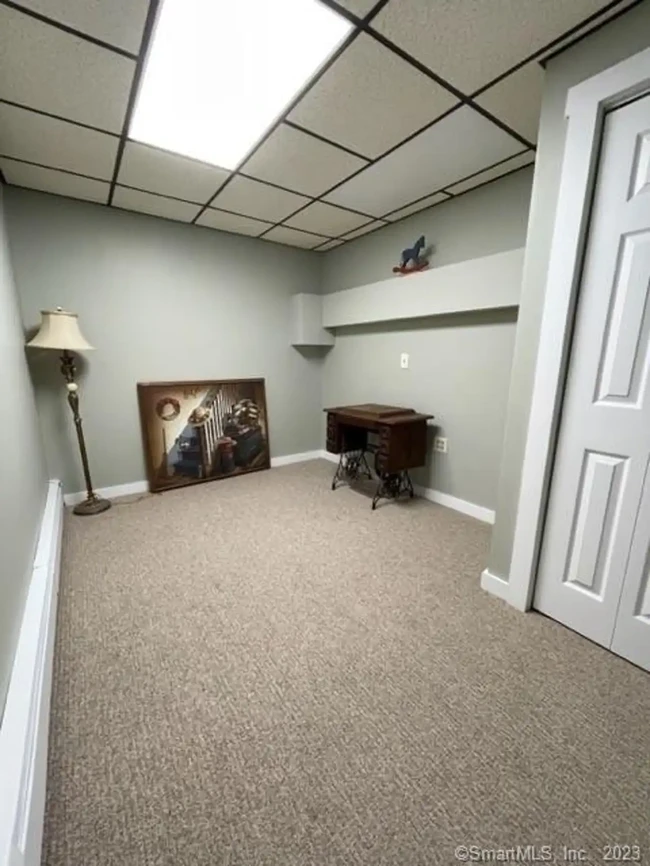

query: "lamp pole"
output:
60 350 110 516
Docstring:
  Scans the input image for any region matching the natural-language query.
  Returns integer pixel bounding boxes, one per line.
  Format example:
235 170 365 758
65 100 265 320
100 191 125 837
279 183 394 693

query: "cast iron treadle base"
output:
371 470 414 510
331 450 372 490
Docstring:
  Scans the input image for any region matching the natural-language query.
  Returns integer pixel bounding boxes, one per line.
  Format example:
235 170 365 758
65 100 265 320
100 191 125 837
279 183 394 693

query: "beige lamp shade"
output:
27 308 94 351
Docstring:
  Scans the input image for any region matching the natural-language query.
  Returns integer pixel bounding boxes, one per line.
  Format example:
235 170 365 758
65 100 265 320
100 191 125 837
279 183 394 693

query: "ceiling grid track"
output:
254 105 467 239
190 0 394 226
208 0 633 243
538 0 646 67
186 38 358 225
0 0 138 58
311 159 536 250
0 97 122 138
380 148 533 220
106 0 160 206
0 0 637 249
282 119 372 163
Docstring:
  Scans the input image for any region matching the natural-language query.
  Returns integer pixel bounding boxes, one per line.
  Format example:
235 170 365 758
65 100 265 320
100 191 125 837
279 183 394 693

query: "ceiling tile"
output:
196 209 272 237
0 5 135 132
263 226 328 249
475 63 544 143
341 220 387 239
10 0 150 53
372 0 620 93
1 158 109 203
445 151 535 195
317 239 345 251
241 124 366 197
333 0 378 16
0 102 119 179
325 106 521 216
212 175 309 223
385 192 450 221
118 142 229 204
112 187 200 223
288 33 458 159
286 202 369 236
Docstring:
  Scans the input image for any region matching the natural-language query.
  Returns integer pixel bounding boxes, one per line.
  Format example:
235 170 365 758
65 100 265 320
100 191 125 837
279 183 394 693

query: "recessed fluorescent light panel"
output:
130 0 352 170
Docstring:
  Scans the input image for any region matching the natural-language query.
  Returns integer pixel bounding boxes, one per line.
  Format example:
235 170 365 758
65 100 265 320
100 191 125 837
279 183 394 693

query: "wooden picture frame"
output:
137 378 270 494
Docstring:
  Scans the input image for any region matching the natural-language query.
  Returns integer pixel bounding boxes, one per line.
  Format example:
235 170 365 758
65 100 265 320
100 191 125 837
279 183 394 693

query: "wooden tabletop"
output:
324 403 434 424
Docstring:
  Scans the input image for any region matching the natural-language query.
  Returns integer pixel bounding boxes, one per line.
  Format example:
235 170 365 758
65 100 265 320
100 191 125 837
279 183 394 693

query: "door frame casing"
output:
483 46 650 612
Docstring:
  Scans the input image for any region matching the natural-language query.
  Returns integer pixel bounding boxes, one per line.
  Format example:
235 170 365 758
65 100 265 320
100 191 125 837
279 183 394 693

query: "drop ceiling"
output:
0 0 640 251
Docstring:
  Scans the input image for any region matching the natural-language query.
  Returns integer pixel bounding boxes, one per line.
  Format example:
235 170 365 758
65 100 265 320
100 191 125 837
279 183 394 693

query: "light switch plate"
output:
400 353 409 369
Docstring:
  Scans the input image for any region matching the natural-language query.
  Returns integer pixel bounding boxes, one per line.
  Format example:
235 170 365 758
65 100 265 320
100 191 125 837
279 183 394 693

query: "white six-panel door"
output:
534 93 650 672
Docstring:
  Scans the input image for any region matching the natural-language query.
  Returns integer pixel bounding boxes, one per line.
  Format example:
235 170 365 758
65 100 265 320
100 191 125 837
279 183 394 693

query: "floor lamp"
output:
27 308 111 516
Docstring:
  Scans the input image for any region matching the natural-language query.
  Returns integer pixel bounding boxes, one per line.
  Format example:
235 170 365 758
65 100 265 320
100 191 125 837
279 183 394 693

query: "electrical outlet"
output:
434 437 448 453
400 353 409 369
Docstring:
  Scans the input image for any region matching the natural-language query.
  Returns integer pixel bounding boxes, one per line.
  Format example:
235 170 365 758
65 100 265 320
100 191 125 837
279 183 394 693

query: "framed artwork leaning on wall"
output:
137 378 270 493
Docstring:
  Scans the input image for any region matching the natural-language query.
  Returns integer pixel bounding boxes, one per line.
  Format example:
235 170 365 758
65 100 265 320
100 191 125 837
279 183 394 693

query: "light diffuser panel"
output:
129 0 352 170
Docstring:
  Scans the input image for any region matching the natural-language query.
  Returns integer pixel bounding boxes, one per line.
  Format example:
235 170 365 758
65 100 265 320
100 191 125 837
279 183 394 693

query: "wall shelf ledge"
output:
322 247 524 330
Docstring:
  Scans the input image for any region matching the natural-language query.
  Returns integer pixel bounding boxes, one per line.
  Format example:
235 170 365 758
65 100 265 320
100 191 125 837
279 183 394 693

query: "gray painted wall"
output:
2 162 534 517
0 187 47 719
487 1 650 580
322 310 518 508
4 188 323 493
321 168 533 510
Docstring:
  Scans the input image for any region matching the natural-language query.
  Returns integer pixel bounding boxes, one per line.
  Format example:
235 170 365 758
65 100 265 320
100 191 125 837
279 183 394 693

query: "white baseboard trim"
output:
63 479 148 507
413 484 495 524
63 455 495 525
480 567 511 601
270 450 323 468
481 568 529 611
64 452 325 503
317 451 494 524
0 479 64 866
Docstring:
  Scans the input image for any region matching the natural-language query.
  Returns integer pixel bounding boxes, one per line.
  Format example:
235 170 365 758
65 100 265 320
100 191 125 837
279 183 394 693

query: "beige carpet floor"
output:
44 460 650 866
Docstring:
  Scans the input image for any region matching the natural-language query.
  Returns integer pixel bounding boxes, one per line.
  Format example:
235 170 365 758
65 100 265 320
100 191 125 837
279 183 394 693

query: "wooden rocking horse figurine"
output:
392 235 429 275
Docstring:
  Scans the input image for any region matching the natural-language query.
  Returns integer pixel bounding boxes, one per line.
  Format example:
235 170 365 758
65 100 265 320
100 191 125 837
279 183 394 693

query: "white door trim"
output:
494 46 650 612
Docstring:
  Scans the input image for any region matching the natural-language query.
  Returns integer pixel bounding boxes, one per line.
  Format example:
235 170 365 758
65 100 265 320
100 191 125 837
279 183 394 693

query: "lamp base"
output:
73 495 111 516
